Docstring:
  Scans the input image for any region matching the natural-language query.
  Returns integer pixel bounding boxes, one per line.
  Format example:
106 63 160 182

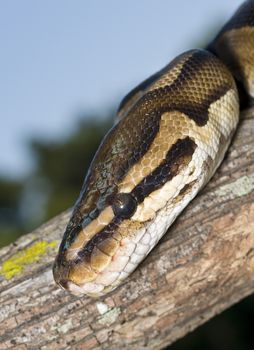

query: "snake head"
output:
52 110 160 297
53 49 239 297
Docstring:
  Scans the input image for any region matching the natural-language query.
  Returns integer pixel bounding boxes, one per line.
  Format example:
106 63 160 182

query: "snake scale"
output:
53 1 254 297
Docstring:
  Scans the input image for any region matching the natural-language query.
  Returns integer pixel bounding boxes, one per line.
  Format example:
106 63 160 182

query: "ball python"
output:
53 0 254 297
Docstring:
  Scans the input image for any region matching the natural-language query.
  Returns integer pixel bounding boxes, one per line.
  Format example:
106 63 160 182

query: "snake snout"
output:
53 251 104 296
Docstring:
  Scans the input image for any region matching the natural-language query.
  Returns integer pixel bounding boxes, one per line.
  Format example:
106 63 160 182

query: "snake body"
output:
53 1 254 297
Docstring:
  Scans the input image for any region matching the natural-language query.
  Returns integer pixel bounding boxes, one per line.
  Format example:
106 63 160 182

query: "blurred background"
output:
1 1 253 349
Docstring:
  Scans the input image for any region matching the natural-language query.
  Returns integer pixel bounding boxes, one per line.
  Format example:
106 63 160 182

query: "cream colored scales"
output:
53 1 254 297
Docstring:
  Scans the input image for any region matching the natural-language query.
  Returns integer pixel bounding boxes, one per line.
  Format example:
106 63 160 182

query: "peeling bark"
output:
0 107 254 350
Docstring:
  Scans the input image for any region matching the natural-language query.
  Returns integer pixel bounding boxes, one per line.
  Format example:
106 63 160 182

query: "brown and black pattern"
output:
61 49 234 252
208 0 254 100
62 101 162 245
65 137 197 268
211 0 254 32
117 67 166 120
140 49 234 126
55 49 235 265
116 51 193 120
132 137 196 202
117 50 235 125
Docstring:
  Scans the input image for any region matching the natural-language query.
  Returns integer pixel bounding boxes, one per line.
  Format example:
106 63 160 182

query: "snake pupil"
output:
112 193 137 219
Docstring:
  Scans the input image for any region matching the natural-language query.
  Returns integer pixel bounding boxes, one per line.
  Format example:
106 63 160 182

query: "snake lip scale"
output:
53 0 254 297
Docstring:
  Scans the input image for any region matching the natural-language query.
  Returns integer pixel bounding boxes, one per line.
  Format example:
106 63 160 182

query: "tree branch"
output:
0 107 254 350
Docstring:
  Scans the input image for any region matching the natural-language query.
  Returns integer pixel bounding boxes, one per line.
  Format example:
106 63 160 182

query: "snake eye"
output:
112 193 137 219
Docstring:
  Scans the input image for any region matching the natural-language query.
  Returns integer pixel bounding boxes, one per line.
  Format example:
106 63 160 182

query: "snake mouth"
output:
55 273 111 297
56 278 85 296
64 280 106 297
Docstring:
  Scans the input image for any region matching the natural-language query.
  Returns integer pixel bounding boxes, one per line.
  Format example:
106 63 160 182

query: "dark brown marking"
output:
210 0 254 33
117 72 161 120
74 218 120 263
117 62 178 120
139 50 233 126
56 222 83 261
208 0 254 101
178 181 196 197
132 137 197 202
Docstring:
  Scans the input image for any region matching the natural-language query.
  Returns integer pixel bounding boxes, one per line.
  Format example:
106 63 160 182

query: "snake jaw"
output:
67 281 105 297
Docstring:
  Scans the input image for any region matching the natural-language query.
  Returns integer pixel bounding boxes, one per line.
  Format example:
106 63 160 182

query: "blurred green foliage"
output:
0 177 23 246
29 116 112 222
0 114 112 247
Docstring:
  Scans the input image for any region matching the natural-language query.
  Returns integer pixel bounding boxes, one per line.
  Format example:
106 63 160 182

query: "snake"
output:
53 0 254 297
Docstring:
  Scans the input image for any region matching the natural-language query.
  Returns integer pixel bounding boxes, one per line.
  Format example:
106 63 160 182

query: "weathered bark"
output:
0 107 254 350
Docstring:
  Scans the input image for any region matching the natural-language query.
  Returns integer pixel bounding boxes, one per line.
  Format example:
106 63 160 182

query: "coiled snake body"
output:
53 1 254 297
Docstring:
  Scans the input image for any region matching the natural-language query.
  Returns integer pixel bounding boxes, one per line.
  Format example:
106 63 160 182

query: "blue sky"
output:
1 0 242 177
